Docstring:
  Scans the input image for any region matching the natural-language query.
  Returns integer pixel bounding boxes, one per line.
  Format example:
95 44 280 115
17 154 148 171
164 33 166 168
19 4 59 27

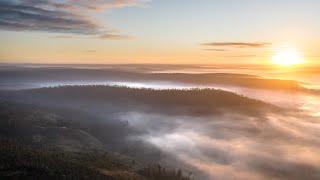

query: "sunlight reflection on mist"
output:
119 112 320 179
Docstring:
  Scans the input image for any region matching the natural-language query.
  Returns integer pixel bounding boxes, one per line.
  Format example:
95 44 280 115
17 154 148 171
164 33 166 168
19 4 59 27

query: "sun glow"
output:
272 48 305 66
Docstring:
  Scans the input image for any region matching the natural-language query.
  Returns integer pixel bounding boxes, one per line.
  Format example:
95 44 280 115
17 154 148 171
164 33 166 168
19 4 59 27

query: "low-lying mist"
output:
0 65 319 179
118 111 320 179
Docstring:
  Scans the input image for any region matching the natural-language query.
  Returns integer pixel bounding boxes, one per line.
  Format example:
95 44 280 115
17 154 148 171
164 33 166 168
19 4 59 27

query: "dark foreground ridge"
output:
0 137 193 179
0 99 195 179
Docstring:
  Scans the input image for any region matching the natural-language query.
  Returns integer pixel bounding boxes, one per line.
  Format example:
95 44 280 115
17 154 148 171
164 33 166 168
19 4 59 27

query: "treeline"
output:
10 85 276 116
24 85 268 106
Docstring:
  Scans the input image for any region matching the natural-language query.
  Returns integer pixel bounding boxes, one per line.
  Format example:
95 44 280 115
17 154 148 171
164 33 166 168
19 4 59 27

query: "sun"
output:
272 48 305 66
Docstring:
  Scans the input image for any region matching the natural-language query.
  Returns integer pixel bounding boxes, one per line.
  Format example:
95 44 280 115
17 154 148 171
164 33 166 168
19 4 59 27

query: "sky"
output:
0 0 319 64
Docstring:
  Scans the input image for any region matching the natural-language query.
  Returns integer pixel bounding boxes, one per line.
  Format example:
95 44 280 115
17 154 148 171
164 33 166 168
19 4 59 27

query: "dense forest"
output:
0 137 194 179
0 101 194 179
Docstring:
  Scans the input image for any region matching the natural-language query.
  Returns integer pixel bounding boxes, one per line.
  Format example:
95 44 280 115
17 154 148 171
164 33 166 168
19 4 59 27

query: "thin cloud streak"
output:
202 42 271 48
99 33 133 40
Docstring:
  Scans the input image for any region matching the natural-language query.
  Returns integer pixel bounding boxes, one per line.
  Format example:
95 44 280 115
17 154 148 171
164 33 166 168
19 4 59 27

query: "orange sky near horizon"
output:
0 0 319 65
